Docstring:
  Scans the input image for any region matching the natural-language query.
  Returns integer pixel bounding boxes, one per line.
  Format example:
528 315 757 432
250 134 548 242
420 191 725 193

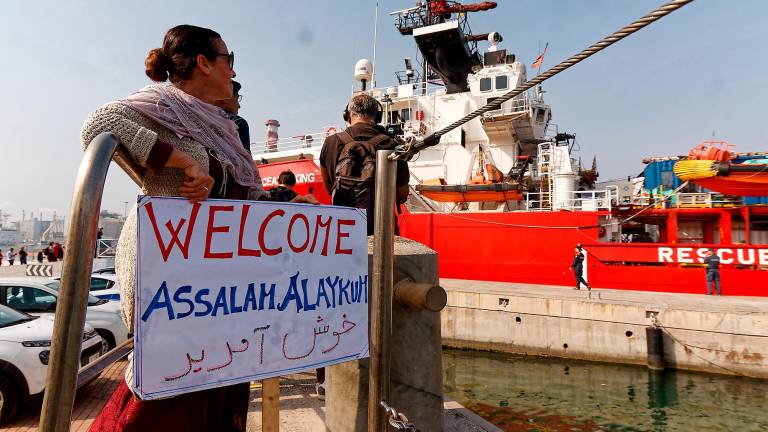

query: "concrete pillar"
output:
326 237 445 432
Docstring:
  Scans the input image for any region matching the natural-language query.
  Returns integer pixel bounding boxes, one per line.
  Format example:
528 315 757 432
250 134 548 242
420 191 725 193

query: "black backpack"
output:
332 132 391 231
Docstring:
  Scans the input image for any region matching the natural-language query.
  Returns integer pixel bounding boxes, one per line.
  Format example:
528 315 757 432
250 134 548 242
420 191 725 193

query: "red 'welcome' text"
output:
144 202 359 262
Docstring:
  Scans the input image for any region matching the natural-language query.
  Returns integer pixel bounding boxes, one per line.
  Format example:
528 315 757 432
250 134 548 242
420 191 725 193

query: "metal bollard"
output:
369 150 398 431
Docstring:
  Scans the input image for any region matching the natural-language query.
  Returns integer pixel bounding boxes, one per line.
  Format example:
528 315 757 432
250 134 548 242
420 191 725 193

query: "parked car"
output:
0 278 129 351
53 274 119 302
0 304 104 424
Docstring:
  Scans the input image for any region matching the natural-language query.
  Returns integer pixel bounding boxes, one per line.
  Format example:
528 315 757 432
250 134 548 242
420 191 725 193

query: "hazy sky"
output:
0 0 766 222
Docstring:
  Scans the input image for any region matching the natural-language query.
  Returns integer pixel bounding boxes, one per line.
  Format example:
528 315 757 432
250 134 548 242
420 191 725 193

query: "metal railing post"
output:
39 133 131 431
369 150 397 431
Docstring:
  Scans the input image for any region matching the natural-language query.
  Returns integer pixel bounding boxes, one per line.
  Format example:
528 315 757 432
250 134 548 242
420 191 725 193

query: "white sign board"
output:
134 196 369 400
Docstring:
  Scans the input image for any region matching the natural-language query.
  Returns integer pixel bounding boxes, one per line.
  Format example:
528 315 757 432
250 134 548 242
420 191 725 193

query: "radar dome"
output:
488 32 503 43
354 59 374 82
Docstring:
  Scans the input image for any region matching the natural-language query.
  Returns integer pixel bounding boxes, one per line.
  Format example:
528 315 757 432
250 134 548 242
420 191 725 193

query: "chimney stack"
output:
265 119 280 152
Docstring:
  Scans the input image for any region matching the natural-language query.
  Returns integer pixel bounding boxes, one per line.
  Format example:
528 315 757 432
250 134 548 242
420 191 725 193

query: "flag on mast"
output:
531 42 549 69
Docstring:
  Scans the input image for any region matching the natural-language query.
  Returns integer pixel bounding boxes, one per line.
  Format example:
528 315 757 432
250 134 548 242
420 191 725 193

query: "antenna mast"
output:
372 0 379 88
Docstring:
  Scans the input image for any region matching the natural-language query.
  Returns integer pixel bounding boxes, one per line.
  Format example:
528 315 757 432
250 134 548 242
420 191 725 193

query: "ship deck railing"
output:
389 5 441 35
619 192 748 209
369 80 449 100
251 129 336 160
481 92 544 120
525 186 618 212
676 192 713 208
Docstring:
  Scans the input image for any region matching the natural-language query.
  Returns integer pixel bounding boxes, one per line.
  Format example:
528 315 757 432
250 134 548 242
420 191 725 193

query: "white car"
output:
0 278 130 351
54 274 120 302
0 304 104 424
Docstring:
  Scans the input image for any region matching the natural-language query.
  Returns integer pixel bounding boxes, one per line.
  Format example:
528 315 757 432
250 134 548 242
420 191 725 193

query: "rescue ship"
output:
252 0 768 296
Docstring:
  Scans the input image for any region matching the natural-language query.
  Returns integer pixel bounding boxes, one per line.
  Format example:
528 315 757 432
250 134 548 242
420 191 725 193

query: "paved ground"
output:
247 373 326 432
0 258 112 278
0 262 63 278
5 362 326 432
441 278 768 314
6 361 499 431
6 359 127 432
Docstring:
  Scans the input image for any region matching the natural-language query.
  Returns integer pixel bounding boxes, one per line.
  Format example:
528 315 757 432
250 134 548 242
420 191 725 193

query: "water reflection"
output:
443 349 768 432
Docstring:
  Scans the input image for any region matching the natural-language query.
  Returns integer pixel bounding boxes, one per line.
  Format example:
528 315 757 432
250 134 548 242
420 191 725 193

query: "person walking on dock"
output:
6 248 16 266
703 249 721 295
18 247 27 265
45 242 56 262
570 246 590 290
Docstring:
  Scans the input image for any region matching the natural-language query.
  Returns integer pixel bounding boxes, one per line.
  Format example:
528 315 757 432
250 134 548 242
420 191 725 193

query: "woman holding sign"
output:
81 25 257 432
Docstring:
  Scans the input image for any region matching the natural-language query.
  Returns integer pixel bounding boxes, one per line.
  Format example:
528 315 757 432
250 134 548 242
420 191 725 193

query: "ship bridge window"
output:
480 77 492 92
400 108 411 122
535 108 547 123
495 75 508 90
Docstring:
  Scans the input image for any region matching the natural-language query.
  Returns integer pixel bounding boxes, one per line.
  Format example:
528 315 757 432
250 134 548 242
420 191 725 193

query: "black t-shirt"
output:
228 114 251 153
319 123 410 191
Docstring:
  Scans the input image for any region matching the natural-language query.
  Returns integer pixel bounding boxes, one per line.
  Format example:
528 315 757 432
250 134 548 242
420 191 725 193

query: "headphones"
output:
343 97 384 124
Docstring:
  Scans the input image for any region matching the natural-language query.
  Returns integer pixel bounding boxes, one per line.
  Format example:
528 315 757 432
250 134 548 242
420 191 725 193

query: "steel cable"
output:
392 0 694 160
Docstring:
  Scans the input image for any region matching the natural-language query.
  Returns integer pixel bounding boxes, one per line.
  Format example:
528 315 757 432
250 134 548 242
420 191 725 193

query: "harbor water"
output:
444 349 768 432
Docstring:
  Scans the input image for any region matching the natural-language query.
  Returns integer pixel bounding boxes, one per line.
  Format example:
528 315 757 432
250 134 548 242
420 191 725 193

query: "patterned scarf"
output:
120 83 263 194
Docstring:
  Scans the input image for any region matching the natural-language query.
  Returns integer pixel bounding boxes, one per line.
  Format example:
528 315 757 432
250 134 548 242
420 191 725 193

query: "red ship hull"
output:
398 210 768 297
257 159 768 297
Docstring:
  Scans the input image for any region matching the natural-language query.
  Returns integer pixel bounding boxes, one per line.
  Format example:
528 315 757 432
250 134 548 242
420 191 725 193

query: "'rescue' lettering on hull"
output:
658 247 768 265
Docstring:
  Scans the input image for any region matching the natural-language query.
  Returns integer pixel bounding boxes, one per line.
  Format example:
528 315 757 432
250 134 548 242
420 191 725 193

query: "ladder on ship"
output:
536 142 553 210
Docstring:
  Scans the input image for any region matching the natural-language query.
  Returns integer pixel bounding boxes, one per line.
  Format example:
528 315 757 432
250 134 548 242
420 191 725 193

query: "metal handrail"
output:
77 339 134 389
39 132 143 431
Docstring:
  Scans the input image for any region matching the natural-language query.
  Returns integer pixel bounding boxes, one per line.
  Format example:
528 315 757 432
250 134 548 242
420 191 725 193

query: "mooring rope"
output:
391 0 695 160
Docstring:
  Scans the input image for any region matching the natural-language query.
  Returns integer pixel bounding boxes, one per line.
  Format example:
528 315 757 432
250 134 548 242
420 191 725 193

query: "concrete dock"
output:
441 278 768 378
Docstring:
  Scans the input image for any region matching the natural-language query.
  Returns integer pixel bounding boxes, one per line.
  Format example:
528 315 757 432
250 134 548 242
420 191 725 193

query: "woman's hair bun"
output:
145 48 171 82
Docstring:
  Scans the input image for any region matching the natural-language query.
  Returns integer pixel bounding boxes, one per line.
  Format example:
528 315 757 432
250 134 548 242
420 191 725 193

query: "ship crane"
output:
392 0 694 161
391 1 497 93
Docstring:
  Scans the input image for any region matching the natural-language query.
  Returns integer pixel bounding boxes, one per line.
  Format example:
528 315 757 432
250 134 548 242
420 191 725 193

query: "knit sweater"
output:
80 102 216 394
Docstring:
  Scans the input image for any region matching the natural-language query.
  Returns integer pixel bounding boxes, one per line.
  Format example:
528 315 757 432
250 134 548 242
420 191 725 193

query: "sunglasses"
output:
215 51 235 69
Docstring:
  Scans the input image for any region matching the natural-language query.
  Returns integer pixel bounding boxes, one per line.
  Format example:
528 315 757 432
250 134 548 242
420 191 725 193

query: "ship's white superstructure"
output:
251 1 616 213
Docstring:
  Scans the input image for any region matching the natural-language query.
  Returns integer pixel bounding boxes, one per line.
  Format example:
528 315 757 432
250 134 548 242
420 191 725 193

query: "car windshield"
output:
44 281 104 305
0 305 36 328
